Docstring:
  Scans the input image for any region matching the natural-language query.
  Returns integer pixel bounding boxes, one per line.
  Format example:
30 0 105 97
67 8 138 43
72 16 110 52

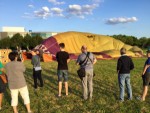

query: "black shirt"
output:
56 51 69 70
117 55 134 74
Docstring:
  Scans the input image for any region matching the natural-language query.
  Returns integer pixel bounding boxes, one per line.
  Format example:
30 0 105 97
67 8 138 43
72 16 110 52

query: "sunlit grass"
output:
2 58 150 113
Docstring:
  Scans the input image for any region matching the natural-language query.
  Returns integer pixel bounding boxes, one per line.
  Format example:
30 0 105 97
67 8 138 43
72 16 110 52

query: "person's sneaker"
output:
0 107 2 110
119 100 124 103
136 96 144 101
58 95 61 98
34 88 39 91
128 98 132 101
89 98 92 102
28 111 33 113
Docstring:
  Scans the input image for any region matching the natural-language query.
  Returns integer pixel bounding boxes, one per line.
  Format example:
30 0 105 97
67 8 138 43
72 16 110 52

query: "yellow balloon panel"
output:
54 31 125 53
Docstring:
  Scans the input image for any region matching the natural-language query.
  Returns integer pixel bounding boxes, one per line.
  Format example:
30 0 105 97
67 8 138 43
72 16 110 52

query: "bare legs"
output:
12 106 18 113
26 103 31 113
58 82 62 96
13 103 31 113
65 82 68 95
58 82 68 96
141 86 148 101
0 93 3 109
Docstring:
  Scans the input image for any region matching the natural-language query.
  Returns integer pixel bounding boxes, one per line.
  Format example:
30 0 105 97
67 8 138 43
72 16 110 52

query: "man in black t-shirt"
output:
56 43 70 97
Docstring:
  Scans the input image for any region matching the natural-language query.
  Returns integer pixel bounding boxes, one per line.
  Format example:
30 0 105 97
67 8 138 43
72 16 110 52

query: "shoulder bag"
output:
77 52 90 80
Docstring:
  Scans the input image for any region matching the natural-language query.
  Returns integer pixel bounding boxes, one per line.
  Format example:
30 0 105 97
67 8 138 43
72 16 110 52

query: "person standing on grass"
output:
0 61 6 111
31 50 43 90
56 43 70 97
5 52 32 113
76 45 97 100
117 48 134 102
139 50 150 101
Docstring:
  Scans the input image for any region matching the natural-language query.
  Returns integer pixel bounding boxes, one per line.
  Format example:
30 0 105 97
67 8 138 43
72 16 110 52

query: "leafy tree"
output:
0 37 11 49
10 33 24 49
22 34 32 50
30 35 43 49
144 38 150 49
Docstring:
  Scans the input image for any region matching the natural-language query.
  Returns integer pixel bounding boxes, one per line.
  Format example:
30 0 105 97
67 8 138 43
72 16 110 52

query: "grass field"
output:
1 58 150 113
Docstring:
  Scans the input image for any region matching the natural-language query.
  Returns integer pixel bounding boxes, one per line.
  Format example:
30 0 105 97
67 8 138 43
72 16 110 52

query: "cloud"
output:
92 0 104 4
34 6 50 19
25 0 102 19
22 13 34 19
28 4 34 8
48 0 65 5
66 4 99 19
32 6 64 19
51 8 64 17
106 17 138 25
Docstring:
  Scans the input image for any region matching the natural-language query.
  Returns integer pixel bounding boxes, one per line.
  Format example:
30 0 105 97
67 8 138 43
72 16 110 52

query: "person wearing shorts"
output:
140 50 150 101
56 43 70 97
5 52 32 113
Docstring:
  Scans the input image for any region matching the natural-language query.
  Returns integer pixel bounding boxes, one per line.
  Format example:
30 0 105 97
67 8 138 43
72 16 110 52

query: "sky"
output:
0 0 150 38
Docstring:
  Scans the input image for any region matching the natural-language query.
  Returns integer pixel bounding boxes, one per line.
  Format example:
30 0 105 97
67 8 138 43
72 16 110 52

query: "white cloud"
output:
34 6 50 19
66 4 99 19
32 6 64 19
51 8 64 17
48 0 65 5
42 6 50 12
28 4 34 8
92 0 104 4
24 0 102 19
22 13 33 19
106 17 138 25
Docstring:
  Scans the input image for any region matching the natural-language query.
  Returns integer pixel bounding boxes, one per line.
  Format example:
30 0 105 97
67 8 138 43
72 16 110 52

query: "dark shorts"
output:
142 72 150 86
57 70 68 82
0 78 6 93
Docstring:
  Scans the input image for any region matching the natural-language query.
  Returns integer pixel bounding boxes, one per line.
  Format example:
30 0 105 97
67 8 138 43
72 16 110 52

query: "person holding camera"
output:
31 50 43 90
76 45 97 100
5 52 32 113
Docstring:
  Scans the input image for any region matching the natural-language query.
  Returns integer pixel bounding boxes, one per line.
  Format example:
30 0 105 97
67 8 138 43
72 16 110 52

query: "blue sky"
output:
0 0 150 38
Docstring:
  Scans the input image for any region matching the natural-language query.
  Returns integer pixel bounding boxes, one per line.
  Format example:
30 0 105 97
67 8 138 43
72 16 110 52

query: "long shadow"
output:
93 76 118 100
43 68 83 97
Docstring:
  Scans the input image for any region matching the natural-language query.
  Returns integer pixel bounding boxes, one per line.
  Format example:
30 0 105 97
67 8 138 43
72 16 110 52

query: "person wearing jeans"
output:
117 48 134 102
118 74 132 101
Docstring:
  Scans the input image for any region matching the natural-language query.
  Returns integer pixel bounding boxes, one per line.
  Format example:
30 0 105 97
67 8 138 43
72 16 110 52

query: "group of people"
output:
0 43 150 112
117 48 150 102
56 43 97 99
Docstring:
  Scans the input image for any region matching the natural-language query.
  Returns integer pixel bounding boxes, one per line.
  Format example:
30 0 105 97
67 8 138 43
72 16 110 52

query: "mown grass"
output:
1 58 150 113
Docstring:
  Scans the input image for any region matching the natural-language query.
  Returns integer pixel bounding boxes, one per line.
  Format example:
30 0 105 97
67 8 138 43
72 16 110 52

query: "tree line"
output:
0 33 150 50
0 33 43 50
111 35 150 49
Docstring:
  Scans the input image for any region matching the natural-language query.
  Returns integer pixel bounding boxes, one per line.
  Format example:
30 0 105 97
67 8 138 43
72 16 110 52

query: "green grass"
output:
1 58 150 113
